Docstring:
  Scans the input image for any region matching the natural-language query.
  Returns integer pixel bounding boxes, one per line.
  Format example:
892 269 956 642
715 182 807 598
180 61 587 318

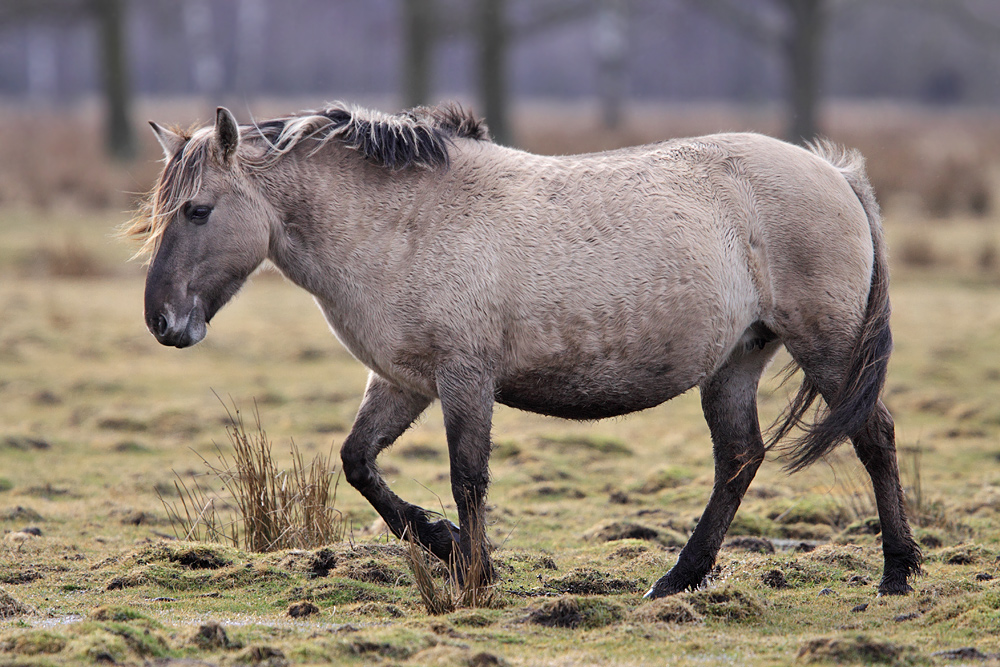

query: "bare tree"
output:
2 0 135 159
691 0 1000 143
403 0 436 108
687 0 824 144
783 0 824 143
477 0 510 145
94 0 135 160
596 0 628 128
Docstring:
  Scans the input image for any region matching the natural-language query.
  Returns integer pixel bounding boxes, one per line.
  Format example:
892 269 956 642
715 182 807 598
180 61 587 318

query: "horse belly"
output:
495 362 694 420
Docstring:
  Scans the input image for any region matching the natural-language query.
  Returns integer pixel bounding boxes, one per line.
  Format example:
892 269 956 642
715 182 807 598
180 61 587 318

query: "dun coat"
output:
129 102 921 597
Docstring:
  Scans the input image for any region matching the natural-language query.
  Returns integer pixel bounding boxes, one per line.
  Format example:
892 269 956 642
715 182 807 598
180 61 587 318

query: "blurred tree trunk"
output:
233 0 266 100
403 0 435 108
782 0 824 144
94 0 135 160
184 0 223 98
687 0 826 144
596 0 627 129
477 0 511 145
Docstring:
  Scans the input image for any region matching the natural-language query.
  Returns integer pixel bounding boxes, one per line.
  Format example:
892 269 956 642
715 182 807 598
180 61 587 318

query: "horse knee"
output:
340 441 371 490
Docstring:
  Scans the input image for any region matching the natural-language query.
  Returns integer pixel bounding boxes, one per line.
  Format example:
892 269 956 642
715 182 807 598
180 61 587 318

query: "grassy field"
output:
2 105 1000 666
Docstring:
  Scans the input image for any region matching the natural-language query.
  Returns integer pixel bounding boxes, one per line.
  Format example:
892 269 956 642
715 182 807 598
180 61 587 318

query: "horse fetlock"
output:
644 562 711 599
878 545 921 596
418 518 460 562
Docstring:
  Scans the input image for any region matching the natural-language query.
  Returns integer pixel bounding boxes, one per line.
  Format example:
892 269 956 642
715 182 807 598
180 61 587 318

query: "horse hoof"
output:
877 580 913 596
644 576 687 599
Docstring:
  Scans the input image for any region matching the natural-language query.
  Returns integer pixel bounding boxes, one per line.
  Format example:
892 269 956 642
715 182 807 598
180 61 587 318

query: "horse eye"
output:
185 204 213 224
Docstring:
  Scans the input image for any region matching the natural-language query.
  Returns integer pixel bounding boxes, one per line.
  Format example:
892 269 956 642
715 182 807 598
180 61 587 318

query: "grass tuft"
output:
403 509 502 614
159 399 344 552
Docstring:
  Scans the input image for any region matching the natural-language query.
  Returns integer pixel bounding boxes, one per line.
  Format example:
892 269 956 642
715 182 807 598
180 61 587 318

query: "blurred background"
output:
0 0 999 220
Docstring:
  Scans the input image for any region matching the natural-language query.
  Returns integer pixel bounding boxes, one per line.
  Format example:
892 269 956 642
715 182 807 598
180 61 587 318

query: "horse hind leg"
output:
646 337 779 598
852 401 921 594
780 333 921 595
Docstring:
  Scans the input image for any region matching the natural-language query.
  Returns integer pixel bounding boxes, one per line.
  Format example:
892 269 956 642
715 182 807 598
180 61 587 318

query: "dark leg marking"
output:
646 343 778 598
339 374 459 559
437 364 497 586
852 402 921 595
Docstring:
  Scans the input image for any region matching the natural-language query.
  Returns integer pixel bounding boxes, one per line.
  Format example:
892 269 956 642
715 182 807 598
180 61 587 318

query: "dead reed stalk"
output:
159 399 344 552
403 507 500 613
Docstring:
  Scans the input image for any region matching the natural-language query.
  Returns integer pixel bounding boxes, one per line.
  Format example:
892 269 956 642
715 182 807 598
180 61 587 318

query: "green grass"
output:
1 207 1000 665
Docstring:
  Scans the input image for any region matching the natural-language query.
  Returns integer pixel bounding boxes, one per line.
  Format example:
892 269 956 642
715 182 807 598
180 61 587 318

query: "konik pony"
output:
127 103 921 598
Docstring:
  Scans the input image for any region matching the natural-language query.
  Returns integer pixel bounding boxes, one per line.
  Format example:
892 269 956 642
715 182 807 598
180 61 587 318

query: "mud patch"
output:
527 595 623 629
0 569 42 585
936 545 990 565
801 545 876 573
347 639 413 660
189 621 237 650
450 610 494 627
536 434 633 456
396 442 442 460
339 557 410 585
272 547 337 577
514 484 586 499
288 600 320 618
235 645 288 666
2 436 50 450
798 635 919 666
88 606 151 623
169 545 232 570
353 602 405 618
1 506 43 521
761 569 789 589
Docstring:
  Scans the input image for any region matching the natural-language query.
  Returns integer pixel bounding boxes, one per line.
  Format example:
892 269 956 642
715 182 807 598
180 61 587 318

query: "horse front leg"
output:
340 373 459 560
436 365 497 587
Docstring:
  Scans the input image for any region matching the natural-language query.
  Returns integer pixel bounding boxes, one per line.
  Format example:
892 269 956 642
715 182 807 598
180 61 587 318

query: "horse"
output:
126 102 921 598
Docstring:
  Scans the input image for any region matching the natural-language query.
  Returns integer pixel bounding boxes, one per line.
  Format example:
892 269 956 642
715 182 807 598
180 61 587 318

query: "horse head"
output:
141 108 273 348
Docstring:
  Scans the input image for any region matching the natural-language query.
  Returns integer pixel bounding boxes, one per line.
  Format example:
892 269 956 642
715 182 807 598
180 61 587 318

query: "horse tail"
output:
770 140 892 472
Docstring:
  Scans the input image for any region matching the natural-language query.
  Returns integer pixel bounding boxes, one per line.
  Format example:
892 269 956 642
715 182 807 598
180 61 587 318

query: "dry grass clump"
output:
160 400 344 552
403 512 501 614
0 588 34 618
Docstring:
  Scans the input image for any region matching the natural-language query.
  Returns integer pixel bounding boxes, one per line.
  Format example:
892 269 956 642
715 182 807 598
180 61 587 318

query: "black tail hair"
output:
769 140 892 472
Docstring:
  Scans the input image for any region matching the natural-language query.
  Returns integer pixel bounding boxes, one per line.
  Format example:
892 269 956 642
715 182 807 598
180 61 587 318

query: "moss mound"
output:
528 595 624 629
798 635 923 666
630 598 703 624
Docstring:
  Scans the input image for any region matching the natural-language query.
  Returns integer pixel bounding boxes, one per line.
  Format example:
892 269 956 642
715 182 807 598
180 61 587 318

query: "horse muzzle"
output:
146 299 207 348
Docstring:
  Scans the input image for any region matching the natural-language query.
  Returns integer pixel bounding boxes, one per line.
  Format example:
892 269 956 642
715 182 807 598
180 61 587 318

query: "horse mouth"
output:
148 300 207 348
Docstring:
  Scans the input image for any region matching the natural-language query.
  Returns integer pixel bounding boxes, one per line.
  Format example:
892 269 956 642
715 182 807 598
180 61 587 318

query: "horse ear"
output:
149 121 185 159
214 107 240 164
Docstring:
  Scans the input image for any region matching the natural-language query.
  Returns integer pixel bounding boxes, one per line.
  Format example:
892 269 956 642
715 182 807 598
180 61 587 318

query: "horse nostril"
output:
156 314 169 338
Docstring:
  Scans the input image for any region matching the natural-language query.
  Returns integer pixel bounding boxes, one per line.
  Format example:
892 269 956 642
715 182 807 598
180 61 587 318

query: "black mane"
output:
253 102 490 171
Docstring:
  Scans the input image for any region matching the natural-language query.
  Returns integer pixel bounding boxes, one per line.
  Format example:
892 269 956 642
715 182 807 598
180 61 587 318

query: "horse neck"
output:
259 145 437 296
